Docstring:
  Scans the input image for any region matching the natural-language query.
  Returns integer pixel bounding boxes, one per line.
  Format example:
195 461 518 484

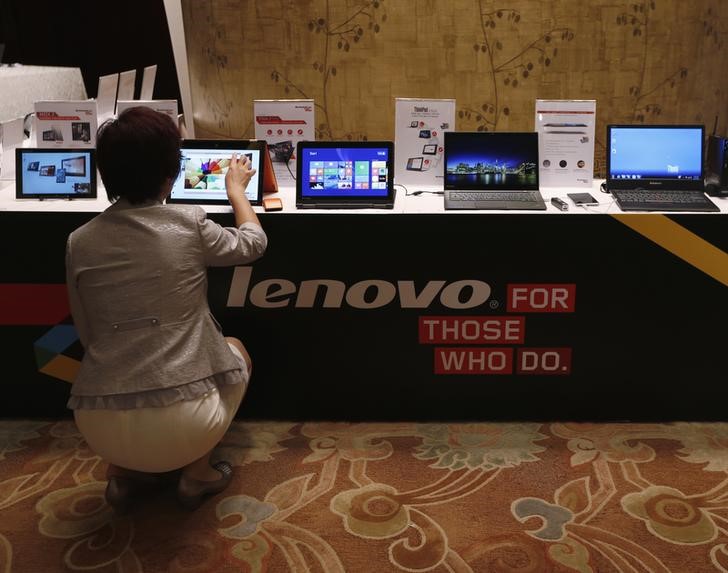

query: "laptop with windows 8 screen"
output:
606 124 719 212
443 132 546 210
296 141 395 209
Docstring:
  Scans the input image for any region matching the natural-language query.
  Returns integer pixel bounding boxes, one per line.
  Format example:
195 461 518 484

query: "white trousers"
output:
74 344 248 472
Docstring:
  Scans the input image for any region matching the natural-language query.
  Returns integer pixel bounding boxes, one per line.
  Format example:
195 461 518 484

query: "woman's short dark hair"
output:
96 107 182 204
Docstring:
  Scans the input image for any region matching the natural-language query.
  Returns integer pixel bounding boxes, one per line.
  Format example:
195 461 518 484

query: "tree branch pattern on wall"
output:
460 4 574 132
271 0 387 141
181 0 728 173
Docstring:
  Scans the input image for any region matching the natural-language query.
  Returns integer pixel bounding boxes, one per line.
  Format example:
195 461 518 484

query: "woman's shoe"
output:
104 470 177 514
177 461 234 511
105 476 134 515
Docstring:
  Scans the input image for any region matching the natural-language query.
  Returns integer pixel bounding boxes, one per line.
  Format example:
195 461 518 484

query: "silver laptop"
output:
444 132 546 210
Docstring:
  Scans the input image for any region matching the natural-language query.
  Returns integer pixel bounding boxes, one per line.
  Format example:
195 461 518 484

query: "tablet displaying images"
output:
16 148 96 199
167 139 265 205
422 144 437 155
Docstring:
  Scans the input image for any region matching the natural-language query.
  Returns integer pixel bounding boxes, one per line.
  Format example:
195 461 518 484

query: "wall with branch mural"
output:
181 0 727 175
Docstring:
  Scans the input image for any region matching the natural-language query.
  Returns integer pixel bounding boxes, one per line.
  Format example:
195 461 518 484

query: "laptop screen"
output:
167 140 264 205
444 132 539 190
607 125 704 184
297 141 393 200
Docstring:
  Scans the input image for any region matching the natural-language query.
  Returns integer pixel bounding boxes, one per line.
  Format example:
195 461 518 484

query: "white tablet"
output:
167 139 265 205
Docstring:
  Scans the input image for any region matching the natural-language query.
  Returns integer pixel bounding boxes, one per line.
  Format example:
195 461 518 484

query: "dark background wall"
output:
0 0 180 102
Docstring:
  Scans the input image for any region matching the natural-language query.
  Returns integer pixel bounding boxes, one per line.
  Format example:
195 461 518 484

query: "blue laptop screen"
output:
299 146 390 197
608 126 703 180
444 132 539 190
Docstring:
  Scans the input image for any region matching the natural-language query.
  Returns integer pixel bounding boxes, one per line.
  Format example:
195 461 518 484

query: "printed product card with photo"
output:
254 99 315 166
34 101 98 149
535 99 596 188
394 98 455 189
116 100 178 121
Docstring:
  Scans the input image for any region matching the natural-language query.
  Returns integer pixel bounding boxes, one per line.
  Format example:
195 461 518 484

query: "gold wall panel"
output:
182 0 727 175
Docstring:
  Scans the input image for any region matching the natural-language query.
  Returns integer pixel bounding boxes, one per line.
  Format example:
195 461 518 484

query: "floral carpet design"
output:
1 420 728 572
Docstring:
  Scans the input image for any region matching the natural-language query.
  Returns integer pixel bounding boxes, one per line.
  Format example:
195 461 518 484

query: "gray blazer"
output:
66 199 267 398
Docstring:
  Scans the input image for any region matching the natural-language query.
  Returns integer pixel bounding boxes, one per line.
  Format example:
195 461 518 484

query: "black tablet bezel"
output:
167 139 266 206
296 140 395 207
16 148 97 199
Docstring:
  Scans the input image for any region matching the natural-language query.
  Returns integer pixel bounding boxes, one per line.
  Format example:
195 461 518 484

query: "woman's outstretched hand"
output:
224 153 262 228
225 153 256 201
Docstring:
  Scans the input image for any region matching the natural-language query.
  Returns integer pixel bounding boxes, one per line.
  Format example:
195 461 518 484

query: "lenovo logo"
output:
227 267 491 310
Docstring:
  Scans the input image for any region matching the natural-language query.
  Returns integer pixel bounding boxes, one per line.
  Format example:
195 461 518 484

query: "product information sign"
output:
33 101 98 149
116 100 178 121
535 99 596 188
254 99 315 180
394 98 455 189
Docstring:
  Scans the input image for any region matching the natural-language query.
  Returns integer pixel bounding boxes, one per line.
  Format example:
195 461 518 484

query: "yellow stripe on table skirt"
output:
612 214 728 287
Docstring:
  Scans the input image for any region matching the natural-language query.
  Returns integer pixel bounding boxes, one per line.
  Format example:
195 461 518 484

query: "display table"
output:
2 172 728 421
0 65 87 124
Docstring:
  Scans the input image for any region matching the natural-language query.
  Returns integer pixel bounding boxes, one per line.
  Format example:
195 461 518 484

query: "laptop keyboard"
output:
448 191 542 202
611 189 719 212
614 190 704 203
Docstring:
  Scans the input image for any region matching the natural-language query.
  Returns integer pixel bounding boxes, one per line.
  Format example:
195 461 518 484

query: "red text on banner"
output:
507 284 576 313
434 347 514 374
516 348 572 375
419 316 525 344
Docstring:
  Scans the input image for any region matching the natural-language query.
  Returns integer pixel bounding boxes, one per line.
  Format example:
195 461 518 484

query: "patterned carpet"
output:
2 420 728 572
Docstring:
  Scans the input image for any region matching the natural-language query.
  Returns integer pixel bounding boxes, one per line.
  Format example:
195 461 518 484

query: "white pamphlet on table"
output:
394 98 455 189
96 73 119 122
140 65 157 100
116 70 137 106
0 117 25 180
254 99 314 179
535 99 596 188
116 100 178 121
34 101 98 148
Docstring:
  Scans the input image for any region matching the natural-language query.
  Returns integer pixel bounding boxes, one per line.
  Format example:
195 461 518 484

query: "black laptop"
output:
443 132 546 210
606 124 719 212
296 141 395 209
